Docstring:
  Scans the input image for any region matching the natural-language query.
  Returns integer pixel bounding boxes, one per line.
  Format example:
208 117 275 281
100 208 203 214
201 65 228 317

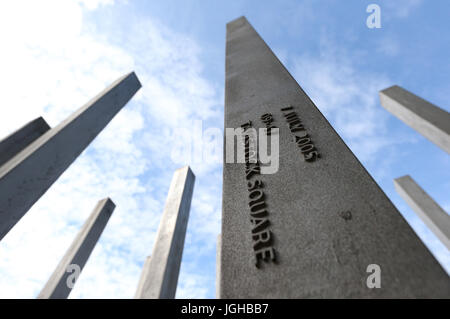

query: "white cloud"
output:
377 36 400 57
384 0 423 18
77 0 115 11
290 46 394 163
176 271 210 299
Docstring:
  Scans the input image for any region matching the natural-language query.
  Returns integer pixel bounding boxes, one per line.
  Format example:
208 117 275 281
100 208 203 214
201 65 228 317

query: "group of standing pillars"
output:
0 72 196 298
379 85 450 251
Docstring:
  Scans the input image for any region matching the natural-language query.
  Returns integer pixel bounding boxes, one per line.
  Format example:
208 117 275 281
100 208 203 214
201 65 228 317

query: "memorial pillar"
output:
38 198 115 299
0 117 50 167
135 166 195 299
221 16 450 298
0 72 141 240
379 85 450 154
394 175 450 250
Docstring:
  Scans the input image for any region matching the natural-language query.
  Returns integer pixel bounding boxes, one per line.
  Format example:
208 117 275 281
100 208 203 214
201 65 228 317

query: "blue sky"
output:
0 0 448 298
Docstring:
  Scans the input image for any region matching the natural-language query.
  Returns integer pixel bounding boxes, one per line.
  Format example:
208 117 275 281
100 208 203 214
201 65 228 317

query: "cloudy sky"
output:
0 0 448 298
